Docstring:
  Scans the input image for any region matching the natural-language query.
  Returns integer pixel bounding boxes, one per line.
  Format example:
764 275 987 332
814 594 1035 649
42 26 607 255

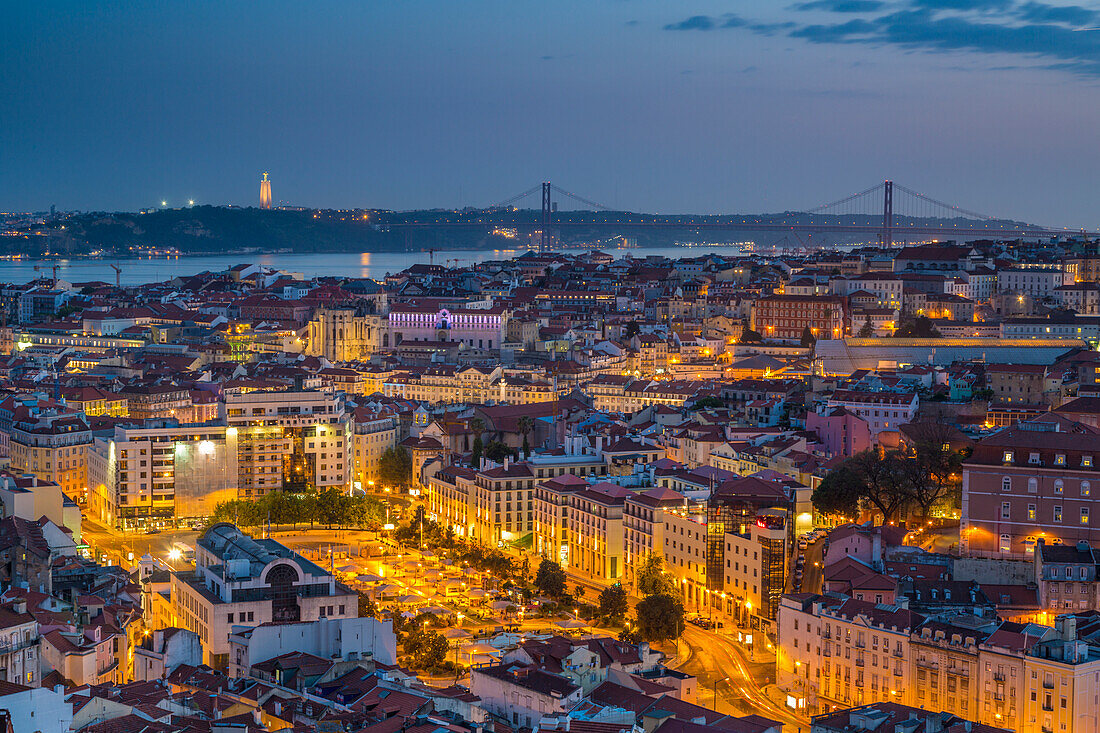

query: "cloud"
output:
663 0 1100 77
909 0 1012 10
664 15 716 30
790 0 885 12
1016 1 1099 26
663 13 749 31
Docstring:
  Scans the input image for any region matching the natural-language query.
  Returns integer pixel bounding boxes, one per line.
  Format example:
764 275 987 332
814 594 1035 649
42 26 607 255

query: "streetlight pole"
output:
713 676 728 713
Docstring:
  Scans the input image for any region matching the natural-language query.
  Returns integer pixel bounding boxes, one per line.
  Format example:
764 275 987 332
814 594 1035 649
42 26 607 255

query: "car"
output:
145 528 161 535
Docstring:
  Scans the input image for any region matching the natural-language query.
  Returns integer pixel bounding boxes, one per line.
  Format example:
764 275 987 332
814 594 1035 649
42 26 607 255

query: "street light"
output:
713 677 729 713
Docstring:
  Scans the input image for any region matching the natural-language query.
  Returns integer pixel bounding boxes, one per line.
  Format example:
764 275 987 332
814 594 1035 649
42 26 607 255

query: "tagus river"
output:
4 244 748 286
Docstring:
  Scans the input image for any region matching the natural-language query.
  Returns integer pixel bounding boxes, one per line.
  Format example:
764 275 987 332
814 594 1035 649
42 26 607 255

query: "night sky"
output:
3 1 1099 227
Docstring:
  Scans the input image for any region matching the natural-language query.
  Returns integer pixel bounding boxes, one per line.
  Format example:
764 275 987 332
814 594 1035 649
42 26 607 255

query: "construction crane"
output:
33 264 59 282
110 264 122 288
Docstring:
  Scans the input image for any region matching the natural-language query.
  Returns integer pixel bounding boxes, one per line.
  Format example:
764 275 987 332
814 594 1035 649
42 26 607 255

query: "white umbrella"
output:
489 600 511 610
357 574 383 583
443 628 472 639
337 564 360 573
556 619 586 629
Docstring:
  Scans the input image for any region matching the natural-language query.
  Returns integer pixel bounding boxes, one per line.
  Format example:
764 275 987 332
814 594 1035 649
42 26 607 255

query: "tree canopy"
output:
634 593 685 643
534 559 567 598
379 447 412 489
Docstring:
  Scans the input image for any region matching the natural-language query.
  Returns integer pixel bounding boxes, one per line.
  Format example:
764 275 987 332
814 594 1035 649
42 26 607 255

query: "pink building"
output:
807 406 872 458
823 522 907 571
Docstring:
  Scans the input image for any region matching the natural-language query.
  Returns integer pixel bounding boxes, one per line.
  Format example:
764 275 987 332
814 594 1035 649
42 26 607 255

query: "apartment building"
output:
349 407 398 491
426 464 479 539
960 419 1100 558
7 402 91 501
751 295 848 341
623 487 684 590
224 390 350 492
566 482 632 581
824 390 918 438
532 474 588 564
996 267 1073 298
472 461 536 546
170 523 356 670
119 384 192 421
777 595 924 714
661 500 710 614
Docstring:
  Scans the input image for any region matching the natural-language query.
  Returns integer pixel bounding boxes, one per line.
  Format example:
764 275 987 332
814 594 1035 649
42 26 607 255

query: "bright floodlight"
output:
168 548 182 561
161 200 166 206
198 440 215 455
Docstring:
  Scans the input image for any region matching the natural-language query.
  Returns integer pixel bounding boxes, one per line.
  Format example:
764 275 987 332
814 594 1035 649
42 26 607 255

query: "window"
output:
1000 534 1011 553
1001 502 1011 519
1084 508 1091 525
1028 478 1038 493
1083 481 1091 497
1055 506 1063 522
1084 456 1093 468
1055 479 1064 494
1029 452 1041 465
1004 451 1014 463
1056 454 1066 466
1028 504 1036 520
1002 477 1012 492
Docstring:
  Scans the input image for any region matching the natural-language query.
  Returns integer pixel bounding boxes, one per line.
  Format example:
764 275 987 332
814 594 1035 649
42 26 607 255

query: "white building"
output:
170 523 357 670
997 267 1073 298
133 627 202 681
471 664 582 730
387 304 507 351
227 616 397 678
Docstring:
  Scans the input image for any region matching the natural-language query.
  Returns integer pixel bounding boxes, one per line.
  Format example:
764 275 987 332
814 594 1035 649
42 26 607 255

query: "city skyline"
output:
2 2 1099 228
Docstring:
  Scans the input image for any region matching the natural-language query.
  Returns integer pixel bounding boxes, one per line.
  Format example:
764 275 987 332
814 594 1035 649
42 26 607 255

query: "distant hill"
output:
11 206 495 257
6 204 1050 257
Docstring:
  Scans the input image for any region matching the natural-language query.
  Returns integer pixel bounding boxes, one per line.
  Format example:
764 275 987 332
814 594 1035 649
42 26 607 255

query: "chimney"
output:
12 598 26 614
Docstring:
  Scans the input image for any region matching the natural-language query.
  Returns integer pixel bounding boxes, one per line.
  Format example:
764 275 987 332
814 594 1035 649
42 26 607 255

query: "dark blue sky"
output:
3 1 1099 227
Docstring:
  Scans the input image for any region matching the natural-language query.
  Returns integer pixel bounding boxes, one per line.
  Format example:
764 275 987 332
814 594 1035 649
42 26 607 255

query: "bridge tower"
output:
541 181 552 252
882 179 894 248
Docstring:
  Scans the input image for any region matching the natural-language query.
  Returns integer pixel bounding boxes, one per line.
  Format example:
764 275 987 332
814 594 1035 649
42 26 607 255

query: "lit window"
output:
1003 451 1014 463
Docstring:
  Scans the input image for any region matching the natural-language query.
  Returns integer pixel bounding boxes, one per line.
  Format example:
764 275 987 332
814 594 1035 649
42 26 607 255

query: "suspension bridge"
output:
387 180 1097 249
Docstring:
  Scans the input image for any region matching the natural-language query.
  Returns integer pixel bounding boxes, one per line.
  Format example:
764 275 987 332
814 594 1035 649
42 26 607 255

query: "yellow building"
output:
62 386 128 417
8 403 91 501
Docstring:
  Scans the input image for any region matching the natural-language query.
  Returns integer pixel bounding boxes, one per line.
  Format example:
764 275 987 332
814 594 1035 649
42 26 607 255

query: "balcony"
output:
993 672 1006 682
0 638 38 655
1043 680 1055 689
1042 703 1054 712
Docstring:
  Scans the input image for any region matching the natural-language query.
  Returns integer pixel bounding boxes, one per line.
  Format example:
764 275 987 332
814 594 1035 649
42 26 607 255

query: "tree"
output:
690 396 725 411
358 593 377 618
892 316 941 339
517 415 534 457
635 593 685 643
812 463 865 521
598 583 628 622
534 559 567 598
469 417 485 468
738 318 763 344
379 447 412 490
800 326 817 348
814 449 927 524
470 435 484 469
858 317 876 338
623 321 641 339
636 553 676 597
418 630 451 670
484 440 513 463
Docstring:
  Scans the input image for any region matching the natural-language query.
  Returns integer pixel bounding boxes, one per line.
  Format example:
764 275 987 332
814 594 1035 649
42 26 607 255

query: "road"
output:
678 625 809 733
799 538 825 594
